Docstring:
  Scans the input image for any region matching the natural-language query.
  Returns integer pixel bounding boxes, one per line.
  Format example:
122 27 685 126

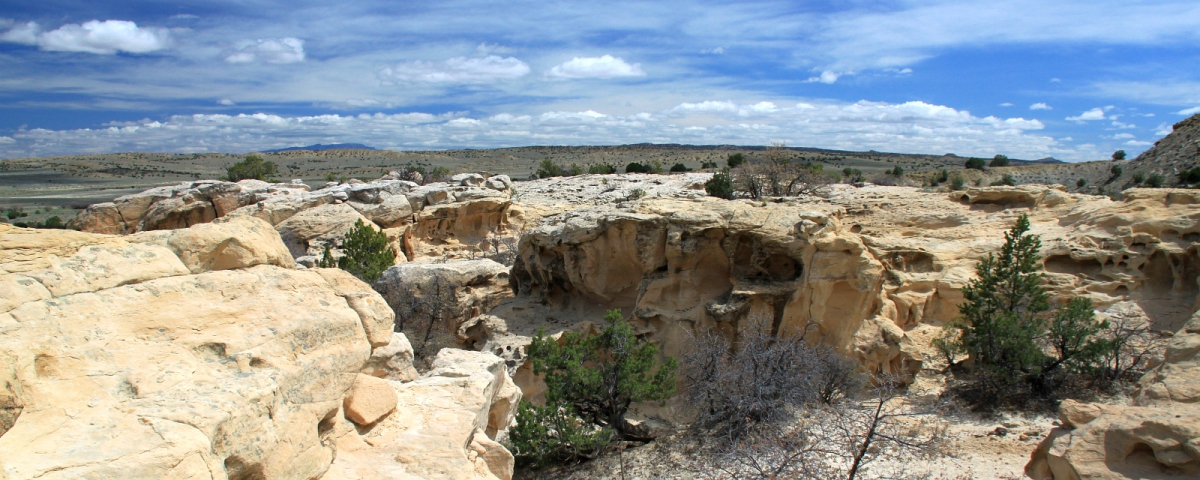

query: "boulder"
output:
343 374 398 426
361 332 420 382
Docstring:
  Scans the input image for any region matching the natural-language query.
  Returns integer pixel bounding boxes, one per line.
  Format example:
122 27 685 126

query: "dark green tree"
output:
1146 173 1165 188
935 215 1114 402
226 155 279 182
318 219 395 282
950 175 966 190
670 162 690 173
990 155 1010 167
965 157 986 170
705 172 735 199
1111 165 1123 177
508 309 678 465
1112 150 1126 161
625 162 647 173
536 158 564 178
727 153 747 168
1076 178 1088 188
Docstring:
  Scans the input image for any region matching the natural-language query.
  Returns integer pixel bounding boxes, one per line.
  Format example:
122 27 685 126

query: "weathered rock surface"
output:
1026 310 1200 479
322 349 520 480
0 222 370 479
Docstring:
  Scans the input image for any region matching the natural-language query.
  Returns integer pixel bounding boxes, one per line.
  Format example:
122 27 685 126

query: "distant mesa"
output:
261 143 378 153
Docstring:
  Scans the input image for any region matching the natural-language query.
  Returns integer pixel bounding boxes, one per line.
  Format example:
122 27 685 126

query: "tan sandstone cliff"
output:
0 217 519 480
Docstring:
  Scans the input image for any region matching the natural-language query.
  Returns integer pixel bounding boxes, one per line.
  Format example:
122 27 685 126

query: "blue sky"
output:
0 0 1198 161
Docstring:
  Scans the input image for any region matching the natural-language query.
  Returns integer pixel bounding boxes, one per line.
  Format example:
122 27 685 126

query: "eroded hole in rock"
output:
1045 255 1103 277
317 406 339 437
762 254 801 282
884 251 937 273
224 456 266 480
1143 251 1177 294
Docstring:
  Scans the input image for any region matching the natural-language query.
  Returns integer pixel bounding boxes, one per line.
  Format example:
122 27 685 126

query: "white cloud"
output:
1111 121 1136 129
805 70 841 84
701 47 725 54
1179 106 1200 115
999 102 1014 107
0 99 1088 161
217 99 236 106
225 38 305 64
1111 133 1134 139
1050 78 1062 83
1155 123 1174 135
1125 140 1152 146
1067 108 1106 122
1 20 171 54
0 136 15 144
546 55 644 79
1030 103 1051 110
169 14 199 20
380 55 530 83
1 22 42 45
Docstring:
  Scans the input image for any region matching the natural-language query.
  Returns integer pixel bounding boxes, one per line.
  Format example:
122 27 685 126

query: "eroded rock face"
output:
375 260 514 348
503 184 1200 384
1026 310 1200 479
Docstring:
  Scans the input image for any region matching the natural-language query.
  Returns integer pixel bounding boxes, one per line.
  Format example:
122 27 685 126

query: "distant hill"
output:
261 143 378 153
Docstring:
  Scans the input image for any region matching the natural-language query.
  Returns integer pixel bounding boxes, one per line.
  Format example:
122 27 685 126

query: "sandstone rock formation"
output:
69 174 517 264
0 220 517 480
1026 309 1200 479
500 184 1200 387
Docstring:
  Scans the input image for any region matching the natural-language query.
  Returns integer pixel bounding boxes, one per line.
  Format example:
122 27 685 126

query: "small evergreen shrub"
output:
507 309 677 466
965 157 986 170
318 219 395 282
705 172 734 199
989 155 1010 167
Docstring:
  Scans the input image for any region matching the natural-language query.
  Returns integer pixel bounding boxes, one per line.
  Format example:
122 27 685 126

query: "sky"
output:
1 1 1198 161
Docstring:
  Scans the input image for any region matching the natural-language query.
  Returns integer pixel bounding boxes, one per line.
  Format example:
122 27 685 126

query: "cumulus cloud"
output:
1179 106 1200 115
0 99 1085 161
1 20 170 54
225 38 305 64
1155 123 1174 135
217 99 236 106
1030 103 1051 110
1066 108 1106 122
999 102 1014 107
546 55 644 79
805 70 841 84
701 47 724 54
0 136 15 144
380 55 530 83
1125 140 1152 146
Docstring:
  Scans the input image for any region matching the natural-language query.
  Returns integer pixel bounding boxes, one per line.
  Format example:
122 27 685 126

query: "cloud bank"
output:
1 20 170 54
0 99 1084 160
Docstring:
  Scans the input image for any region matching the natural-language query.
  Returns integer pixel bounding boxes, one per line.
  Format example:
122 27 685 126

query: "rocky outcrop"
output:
323 349 521 480
1026 309 1200 479
70 174 516 263
0 220 517 480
